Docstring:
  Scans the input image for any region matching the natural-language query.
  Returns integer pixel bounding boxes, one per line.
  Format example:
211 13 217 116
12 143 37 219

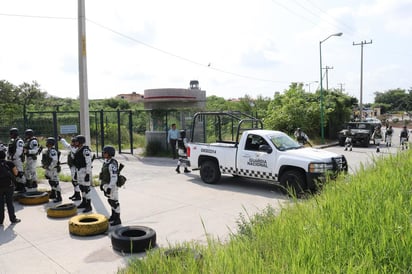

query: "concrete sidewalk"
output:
0 153 288 274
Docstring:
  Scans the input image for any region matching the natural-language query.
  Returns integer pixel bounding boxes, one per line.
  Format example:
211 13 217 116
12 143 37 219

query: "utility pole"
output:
323 66 334 90
78 0 91 146
337 83 345 93
353 40 372 120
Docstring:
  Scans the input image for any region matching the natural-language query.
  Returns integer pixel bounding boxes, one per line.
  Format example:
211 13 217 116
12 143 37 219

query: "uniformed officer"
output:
24 129 39 189
42 137 62 202
175 130 191 174
7 128 26 192
73 135 93 212
99 146 121 226
60 136 81 201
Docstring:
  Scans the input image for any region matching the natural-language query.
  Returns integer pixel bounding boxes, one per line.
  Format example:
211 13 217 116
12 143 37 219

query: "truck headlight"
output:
309 162 333 173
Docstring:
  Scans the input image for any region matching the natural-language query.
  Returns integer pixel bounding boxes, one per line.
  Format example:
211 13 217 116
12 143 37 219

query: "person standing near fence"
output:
59 136 81 201
73 135 93 213
167 123 179 159
41 137 62 203
7 128 26 193
99 146 121 226
23 129 39 190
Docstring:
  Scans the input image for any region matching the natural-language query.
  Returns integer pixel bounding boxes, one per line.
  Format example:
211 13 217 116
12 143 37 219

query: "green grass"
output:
120 150 412 273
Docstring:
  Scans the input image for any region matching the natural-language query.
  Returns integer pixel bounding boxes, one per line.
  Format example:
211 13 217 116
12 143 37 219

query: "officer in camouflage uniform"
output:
7 128 26 192
99 146 121 226
73 135 93 213
175 130 191 174
59 136 81 201
23 129 39 189
42 137 62 202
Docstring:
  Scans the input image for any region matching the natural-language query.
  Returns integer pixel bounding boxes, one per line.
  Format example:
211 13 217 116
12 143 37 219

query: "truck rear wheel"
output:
200 160 221 184
280 170 306 198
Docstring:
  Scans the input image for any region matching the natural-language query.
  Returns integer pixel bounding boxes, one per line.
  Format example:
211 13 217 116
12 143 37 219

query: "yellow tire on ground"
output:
19 191 49 205
47 203 78 218
68 213 109 236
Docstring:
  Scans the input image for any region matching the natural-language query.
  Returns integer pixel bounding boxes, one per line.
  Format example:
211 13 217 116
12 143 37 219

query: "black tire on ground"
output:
279 170 306 198
47 203 77 218
18 191 49 205
69 214 109 236
111 226 156 253
200 160 221 184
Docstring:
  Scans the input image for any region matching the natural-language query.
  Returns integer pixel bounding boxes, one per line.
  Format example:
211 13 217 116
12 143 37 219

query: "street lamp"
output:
305 81 318 93
319 32 342 144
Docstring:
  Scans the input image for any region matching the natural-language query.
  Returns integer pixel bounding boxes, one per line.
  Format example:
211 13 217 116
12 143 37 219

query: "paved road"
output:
0 127 408 274
327 126 407 173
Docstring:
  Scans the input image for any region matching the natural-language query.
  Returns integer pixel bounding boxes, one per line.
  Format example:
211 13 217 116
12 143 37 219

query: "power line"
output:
304 0 356 35
0 12 294 85
86 18 291 84
0 13 75 20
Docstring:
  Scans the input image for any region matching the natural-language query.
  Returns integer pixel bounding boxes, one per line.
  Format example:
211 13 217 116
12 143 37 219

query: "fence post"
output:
53 111 58 150
100 109 104 156
117 109 121 154
129 110 133 155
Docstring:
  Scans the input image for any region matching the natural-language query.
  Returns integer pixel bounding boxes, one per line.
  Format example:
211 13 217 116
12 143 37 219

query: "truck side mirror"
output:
259 144 272 154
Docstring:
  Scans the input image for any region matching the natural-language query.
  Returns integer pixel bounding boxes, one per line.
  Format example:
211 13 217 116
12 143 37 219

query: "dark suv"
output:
338 121 381 147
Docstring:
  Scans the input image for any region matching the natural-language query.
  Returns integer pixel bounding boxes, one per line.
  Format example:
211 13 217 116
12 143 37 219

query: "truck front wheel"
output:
200 160 221 184
280 170 306 198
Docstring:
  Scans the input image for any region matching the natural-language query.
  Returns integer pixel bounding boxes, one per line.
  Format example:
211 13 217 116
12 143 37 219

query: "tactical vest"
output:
8 138 17 156
296 133 305 142
41 150 53 167
8 137 25 162
99 159 118 184
24 137 38 159
177 138 186 153
400 130 408 138
73 146 90 169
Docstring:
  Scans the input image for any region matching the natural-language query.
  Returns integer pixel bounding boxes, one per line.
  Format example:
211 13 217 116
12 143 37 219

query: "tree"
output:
374 88 408 112
264 83 355 140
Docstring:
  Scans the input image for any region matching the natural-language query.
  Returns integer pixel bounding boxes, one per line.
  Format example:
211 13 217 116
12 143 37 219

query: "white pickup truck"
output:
186 112 347 195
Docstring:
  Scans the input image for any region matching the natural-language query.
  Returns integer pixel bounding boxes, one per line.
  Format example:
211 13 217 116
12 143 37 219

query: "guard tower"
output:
143 80 206 150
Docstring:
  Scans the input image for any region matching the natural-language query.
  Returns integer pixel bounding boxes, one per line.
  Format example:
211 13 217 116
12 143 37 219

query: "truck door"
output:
237 133 276 180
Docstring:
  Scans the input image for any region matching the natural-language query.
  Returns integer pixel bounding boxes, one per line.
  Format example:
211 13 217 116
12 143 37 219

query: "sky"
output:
0 0 411 103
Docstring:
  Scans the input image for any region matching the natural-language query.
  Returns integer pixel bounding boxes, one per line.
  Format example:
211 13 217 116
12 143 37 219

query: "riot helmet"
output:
75 135 86 145
9 128 19 138
25 129 34 138
103 145 115 157
179 130 186 139
46 137 56 146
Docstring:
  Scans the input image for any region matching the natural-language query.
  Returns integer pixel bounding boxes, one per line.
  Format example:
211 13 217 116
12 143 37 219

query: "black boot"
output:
70 191 81 201
77 198 87 209
82 199 92 213
49 189 56 199
184 168 191 173
53 191 62 203
175 166 180 174
16 183 26 193
110 212 121 226
108 209 115 222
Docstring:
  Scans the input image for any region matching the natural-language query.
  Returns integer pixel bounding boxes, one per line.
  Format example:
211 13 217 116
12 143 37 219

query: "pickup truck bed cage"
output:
190 111 263 145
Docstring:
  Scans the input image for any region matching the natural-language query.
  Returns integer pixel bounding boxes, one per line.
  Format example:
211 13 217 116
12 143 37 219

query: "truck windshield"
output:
269 134 301 151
